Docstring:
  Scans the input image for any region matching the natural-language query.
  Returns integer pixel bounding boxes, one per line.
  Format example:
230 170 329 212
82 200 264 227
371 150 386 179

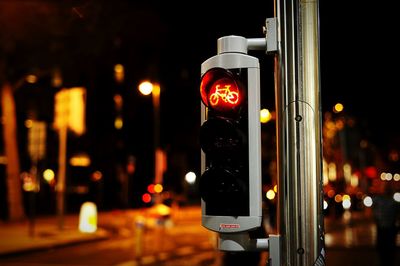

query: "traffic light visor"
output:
200 68 243 112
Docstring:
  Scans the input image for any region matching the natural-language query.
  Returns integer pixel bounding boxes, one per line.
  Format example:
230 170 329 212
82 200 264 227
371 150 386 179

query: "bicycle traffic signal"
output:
199 36 262 233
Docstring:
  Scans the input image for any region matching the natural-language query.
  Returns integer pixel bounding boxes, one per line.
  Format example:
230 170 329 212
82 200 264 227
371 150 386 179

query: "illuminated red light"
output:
200 68 243 112
364 166 378 179
142 193 152 203
147 184 155 194
209 78 240 108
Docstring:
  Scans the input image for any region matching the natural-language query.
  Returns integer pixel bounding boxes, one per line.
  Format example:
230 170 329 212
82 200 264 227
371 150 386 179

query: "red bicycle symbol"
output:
209 85 239 106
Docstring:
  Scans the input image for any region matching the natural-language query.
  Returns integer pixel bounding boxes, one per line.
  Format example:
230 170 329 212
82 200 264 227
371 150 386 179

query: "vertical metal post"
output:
55 90 69 231
57 122 67 230
275 0 325 265
152 85 161 184
152 84 164 204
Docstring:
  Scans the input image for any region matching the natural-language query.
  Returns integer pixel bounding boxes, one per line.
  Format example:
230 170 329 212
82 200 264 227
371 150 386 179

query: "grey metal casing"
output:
200 51 262 233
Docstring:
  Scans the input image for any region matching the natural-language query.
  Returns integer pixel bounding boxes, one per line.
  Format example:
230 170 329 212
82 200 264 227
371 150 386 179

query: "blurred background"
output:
0 1 399 266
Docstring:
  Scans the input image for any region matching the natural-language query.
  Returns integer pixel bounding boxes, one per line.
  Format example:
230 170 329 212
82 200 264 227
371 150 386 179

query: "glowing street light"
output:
185 171 197 184
138 81 154 96
333 103 344 113
114 64 125 84
138 81 165 189
260 108 272 123
43 169 55 184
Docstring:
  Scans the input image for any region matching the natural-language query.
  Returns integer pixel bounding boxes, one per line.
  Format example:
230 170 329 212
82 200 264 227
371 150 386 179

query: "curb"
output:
0 229 111 258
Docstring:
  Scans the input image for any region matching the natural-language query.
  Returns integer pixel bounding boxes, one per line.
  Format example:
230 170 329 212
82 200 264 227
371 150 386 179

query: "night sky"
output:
319 2 398 152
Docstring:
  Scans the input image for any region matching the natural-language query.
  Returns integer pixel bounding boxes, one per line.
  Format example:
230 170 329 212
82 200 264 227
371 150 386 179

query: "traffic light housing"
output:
199 36 262 234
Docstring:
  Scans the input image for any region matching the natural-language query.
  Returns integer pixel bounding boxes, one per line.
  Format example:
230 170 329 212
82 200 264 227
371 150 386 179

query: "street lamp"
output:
138 81 154 96
138 81 165 187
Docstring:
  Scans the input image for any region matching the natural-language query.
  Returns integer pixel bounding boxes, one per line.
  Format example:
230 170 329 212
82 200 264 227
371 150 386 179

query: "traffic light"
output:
199 36 262 234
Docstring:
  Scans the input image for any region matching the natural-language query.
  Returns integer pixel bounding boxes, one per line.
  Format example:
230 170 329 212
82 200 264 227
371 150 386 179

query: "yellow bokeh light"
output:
260 108 272 123
43 169 55 183
69 154 91 167
333 103 344 113
21 172 35 192
114 64 124 73
114 64 124 83
328 162 337 182
154 184 163 193
153 203 171 216
342 194 351 201
266 189 276 200
114 117 123 129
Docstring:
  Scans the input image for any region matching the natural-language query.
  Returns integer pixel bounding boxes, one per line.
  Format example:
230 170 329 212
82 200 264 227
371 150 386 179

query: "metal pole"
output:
152 84 163 204
275 0 325 265
57 115 67 230
152 84 161 185
56 89 69 230
28 163 37 237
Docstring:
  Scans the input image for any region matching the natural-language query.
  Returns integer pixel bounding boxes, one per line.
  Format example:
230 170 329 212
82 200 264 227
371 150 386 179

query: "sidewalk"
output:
0 205 184 257
0 209 145 257
0 214 105 257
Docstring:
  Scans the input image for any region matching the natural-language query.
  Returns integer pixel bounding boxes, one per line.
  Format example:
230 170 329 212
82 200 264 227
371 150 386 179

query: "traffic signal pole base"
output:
218 232 263 252
218 233 280 266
